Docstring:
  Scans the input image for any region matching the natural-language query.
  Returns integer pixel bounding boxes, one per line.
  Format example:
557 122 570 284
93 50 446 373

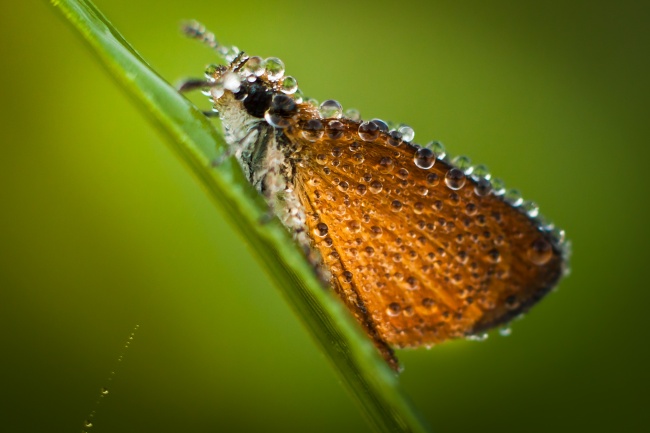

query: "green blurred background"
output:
1 1 648 432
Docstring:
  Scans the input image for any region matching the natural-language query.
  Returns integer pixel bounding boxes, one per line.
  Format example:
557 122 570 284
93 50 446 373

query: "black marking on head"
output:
241 80 273 118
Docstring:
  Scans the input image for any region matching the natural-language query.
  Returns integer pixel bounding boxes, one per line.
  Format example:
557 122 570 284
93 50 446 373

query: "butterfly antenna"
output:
182 20 238 64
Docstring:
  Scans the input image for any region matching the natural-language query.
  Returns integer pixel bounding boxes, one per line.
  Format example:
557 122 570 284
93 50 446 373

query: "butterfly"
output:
180 21 570 371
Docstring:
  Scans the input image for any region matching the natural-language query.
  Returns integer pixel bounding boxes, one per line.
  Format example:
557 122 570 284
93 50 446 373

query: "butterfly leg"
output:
177 78 213 93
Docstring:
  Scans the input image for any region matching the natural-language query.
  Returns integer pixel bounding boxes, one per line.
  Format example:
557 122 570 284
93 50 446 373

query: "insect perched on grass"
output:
180 21 570 371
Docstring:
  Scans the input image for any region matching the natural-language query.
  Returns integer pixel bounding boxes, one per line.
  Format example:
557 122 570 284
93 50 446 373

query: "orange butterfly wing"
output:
284 118 564 360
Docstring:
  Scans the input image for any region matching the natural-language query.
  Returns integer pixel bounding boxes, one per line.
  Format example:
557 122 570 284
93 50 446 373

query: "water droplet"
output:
292 88 304 103
378 157 394 173
414 147 435 169
486 248 501 263
499 326 512 337
326 120 345 139
356 184 367 195
386 302 401 316
472 164 491 180
456 251 468 265
391 200 403 212
280 76 298 94
272 93 297 114
387 130 402 146
426 172 440 186
358 121 380 141
396 168 409 179
371 118 389 132
549 227 566 245
345 108 361 120
369 180 383 194
314 223 328 237
505 189 523 207
319 99 343 118
528 237 553 265
100 387 109 395
398 125 415 142
347 220 361 233
264 94 297 129
427 140 446 159
466 333 488 342
221 72 241 92
316 154 328 165
265 112 292 128
243 56 265 76
301 119 324 141
370 226 383 238
452 155 473 175
222 45 240 63
422 298 435 309
445 168 466 190
265 57 285 81
206 78 224 98
490 178 506 195
474 178 492 196
203 63 220 80
522 201 539 217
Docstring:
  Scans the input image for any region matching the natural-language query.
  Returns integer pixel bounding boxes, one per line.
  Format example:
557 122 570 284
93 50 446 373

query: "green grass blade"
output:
48 0 432 431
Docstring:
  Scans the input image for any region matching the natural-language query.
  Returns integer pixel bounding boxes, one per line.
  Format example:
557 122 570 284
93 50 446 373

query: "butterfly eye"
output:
241 81 272 118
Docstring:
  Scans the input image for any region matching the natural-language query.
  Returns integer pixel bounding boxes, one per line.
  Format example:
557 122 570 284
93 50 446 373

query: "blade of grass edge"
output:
48 1 432 432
